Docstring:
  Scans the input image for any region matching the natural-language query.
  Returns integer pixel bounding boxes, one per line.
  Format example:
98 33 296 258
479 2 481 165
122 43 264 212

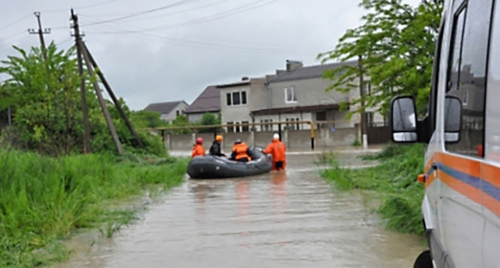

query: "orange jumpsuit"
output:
263 139 286 170
192 144 205 158
232 142 251 162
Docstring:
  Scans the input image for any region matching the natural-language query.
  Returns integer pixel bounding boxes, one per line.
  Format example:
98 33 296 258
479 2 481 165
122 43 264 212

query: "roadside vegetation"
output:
0 149 189 267
321 144 426 235
0 43 190 267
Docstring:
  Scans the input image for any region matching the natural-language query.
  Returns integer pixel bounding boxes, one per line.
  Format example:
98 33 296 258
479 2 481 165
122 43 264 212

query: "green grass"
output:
0 149 189 267
321 144 426 235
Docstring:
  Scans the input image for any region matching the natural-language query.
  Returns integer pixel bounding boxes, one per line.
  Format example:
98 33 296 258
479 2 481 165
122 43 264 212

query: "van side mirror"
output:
444 96 461 143
391 96 417 142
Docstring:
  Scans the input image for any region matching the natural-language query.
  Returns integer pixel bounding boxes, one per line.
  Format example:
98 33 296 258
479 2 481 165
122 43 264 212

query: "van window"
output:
445 0 494 157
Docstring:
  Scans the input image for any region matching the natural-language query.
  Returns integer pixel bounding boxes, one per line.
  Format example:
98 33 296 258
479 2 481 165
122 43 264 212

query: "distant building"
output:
184 85 220 123
143 100 188 122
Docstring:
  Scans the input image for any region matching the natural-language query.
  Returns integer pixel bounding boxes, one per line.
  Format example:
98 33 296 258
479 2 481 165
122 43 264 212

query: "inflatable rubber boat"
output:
187 147 272 179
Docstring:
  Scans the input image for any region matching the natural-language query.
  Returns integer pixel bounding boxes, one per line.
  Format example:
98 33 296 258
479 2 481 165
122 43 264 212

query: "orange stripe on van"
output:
481 193 500 216
440 171 483 205
481 164 500 189
436 153 481 178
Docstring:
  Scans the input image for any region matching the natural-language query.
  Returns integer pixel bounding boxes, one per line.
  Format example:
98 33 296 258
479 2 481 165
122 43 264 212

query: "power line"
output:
81 0 197 26
80 0 277 34
80 0 226 24
41 0 119 13
0 13 32 30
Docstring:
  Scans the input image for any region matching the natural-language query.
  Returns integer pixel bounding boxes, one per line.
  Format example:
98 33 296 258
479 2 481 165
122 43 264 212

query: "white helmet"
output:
273 133 280 140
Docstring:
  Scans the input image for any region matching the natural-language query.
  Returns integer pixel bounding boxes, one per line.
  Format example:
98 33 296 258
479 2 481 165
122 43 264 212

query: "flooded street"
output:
62 150 426 267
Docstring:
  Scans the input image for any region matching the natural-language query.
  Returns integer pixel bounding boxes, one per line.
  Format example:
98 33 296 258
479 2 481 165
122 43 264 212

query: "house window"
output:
232 92 240 105
241 91 247 104
242 121 249 132
264 119 269 131
285 87 297 103
227 91 247 106
176 110 180 116
227 121 234 133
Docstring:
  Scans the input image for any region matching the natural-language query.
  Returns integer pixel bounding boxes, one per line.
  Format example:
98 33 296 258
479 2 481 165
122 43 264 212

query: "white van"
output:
390 0 499 267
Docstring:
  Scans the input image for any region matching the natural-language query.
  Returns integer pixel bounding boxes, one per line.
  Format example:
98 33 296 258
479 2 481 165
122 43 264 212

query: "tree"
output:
198 112 221 133
0 43 85 154
318 0 443 116
0 43 165 156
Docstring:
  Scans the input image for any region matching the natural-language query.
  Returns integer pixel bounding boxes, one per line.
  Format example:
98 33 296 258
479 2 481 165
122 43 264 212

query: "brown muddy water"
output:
59 150 426 268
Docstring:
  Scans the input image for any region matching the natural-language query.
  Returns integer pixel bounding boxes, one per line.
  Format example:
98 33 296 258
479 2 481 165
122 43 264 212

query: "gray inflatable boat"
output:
187 147 272 179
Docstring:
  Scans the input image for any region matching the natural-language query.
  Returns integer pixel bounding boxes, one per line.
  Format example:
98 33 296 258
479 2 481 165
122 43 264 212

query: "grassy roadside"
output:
0 149 189 267
321 144 426 235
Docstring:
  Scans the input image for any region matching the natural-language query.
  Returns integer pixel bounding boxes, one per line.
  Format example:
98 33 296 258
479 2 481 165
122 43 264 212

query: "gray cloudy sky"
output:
0 0 418 111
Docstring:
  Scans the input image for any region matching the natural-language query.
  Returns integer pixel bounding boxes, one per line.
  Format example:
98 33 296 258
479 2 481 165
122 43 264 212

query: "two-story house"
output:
252 60 362 131
143 100 188 123
218 60 369 132
217 77 268 132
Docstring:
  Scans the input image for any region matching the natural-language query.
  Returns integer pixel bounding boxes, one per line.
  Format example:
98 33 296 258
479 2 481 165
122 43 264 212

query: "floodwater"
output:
60 150 426 268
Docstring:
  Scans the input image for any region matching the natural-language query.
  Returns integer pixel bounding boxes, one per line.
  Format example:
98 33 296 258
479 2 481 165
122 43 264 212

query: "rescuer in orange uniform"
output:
191 137 205 158
231 139 251 162
263 133 286 171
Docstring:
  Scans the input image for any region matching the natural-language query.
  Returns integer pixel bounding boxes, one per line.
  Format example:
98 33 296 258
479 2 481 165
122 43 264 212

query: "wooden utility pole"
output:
28 12 50 61
79 39 123 155
71 9 91 154
82 42 145 148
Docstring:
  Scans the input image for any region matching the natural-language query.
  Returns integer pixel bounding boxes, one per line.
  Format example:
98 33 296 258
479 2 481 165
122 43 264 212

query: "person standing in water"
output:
262 133 286 171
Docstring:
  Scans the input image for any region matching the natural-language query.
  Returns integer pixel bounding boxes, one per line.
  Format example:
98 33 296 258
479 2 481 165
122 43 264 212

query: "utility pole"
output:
28 12 50 61
79 38 123 155
71 9 92 154
358 55 368 149
82 42 145 148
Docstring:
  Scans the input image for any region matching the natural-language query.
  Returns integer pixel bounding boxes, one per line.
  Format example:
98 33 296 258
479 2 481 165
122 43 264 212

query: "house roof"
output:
251 104 341 116
184 85 220 114
216 80 250 88
143 100 187 114
267 60 358 84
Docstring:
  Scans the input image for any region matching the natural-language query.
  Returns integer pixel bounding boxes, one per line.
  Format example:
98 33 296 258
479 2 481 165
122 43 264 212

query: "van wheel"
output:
414 250 433 268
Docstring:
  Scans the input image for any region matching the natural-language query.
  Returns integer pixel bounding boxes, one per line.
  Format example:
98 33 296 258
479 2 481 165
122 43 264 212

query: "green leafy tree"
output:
198 112 221 133
129 110 168 129
0 43 166 156
0 43 85 154
169 114 191 134
318 0 443 116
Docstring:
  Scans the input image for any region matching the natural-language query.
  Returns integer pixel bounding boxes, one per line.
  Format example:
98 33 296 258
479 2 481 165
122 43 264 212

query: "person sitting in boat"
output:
230 139 251 162
192 137 205 158
262 133 286 171
209 134 226 157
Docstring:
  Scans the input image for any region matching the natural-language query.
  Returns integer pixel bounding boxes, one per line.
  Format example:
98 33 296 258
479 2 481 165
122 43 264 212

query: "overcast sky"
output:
0 0 419 111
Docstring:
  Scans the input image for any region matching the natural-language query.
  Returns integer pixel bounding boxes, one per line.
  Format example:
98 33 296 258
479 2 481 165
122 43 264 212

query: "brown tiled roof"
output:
185 85 220 114
143 100 187 114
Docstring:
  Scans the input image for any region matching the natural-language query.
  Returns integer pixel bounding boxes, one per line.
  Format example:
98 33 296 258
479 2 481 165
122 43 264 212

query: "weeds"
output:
0 149 189 267
321 144 426 235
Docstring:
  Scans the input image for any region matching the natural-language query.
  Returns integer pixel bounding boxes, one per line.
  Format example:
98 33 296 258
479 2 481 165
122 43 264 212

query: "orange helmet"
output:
215 135 223 142
196 137 203 144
